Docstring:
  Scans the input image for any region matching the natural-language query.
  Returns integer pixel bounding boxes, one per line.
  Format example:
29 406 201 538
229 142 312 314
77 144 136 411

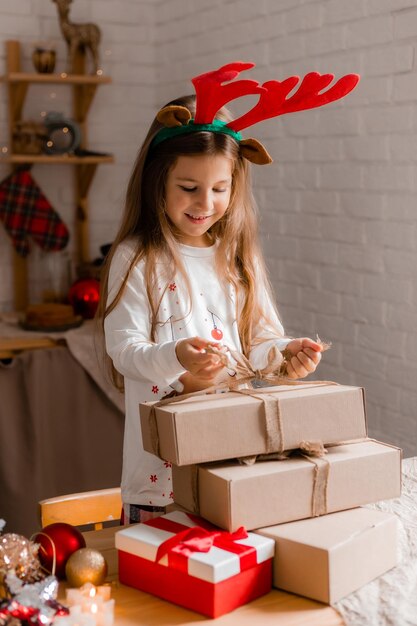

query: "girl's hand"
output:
175 336 225 380
284 337 323 379
178 371 219 394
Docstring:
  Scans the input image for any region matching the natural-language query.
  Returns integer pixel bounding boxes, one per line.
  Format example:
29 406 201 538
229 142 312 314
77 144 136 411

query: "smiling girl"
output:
98 62 358 523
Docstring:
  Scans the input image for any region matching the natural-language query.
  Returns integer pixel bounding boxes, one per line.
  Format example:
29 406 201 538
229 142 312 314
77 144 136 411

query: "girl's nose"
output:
195 189 213 211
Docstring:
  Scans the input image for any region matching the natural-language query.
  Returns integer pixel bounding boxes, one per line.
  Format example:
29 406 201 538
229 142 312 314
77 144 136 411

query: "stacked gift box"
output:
115 381 401 616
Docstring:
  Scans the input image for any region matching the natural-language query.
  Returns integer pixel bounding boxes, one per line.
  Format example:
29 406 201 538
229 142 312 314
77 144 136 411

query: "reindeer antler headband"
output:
152 62 360 164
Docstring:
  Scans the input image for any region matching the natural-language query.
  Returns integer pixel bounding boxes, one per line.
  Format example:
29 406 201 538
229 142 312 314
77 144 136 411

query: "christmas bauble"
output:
68 278 100 319
33 523 86 579
211 328 223 340
65 548 107 587
0 533 43 586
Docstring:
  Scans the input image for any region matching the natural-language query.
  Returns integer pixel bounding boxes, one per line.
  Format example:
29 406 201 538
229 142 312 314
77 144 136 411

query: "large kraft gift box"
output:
140 383 367 465
256 507 398 604
115 510 275 618
172 440 401 531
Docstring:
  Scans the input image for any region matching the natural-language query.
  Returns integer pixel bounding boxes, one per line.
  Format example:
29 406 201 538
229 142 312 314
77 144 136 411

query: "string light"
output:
50 92 57 99
40 111 47 118
104 49 112 57
60 72 68 78
1 146 8 153
96 69 103 76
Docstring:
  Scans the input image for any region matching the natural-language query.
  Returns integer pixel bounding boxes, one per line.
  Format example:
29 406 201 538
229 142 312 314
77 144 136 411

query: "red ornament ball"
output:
68 278 100 319
211 328 223 341
33 522 86 579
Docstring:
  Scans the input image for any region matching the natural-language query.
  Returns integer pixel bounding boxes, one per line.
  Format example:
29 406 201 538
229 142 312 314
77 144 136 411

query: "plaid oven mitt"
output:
0 168 69 257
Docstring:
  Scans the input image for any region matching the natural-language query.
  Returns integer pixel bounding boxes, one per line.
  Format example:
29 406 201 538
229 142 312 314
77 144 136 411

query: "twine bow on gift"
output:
205 343 287 388
147 340 332 459
205 335 331 387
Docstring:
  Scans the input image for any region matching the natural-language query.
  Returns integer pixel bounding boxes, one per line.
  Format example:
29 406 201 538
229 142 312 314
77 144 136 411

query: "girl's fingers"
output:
286 361 301 379
191 336 220 351
303 347 322 362
193 353 221 367
290 356 309 378
195 362 225 379
286 349 321 379
301 337 322 352
298 349 322 370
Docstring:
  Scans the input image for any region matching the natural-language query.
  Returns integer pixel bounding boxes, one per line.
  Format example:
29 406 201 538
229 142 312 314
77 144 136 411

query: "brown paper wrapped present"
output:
255 507 398 604
140 383 367 465
172 440 401 531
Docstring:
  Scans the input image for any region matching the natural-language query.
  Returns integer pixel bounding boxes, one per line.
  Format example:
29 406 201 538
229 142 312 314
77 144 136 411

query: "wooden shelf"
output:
1 153 114 165
0 72 112 85
1 39 114 311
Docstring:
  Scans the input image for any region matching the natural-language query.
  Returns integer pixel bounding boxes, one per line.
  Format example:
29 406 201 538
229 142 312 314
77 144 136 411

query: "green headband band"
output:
151 119 242 149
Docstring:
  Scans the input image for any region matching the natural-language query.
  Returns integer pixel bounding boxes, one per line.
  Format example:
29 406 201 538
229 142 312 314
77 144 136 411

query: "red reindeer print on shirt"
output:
151 385 159 394
169 282 176 292
150 474 158 483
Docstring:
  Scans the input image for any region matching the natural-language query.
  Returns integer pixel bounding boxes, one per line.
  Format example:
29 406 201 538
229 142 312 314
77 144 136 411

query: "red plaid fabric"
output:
0 169 69 257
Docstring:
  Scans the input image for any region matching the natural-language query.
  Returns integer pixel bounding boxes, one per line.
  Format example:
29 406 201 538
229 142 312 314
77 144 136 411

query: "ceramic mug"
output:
32 48 56 73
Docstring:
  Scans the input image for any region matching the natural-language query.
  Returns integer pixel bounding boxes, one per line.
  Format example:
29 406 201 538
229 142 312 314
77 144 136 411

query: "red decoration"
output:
33 523 86 579
191 61 360 130
211 328 223 340
117 511 274 617
68 278 100 319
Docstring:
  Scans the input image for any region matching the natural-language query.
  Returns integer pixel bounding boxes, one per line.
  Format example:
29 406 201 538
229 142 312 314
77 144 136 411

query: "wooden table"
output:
80 580 344 626
80 526 344 626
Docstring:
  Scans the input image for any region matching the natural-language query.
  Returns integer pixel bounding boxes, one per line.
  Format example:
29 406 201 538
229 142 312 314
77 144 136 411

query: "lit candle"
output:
64 583 114 626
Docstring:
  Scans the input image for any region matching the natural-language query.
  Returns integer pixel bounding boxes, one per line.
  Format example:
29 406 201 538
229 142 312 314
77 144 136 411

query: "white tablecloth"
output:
335 457 417 626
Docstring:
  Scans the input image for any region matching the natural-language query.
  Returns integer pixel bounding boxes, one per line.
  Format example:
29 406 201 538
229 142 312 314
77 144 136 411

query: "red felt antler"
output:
228 72 360 132
191 63 360 132
192 62 264 124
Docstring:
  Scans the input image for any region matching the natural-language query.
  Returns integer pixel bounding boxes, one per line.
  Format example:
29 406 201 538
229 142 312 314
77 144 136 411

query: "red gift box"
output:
115 510 275 617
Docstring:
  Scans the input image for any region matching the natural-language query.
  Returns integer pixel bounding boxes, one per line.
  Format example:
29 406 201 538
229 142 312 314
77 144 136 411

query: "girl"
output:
99 63 358 524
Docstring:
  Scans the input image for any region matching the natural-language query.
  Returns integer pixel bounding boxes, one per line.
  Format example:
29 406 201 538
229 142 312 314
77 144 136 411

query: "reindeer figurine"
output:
52 0 101 74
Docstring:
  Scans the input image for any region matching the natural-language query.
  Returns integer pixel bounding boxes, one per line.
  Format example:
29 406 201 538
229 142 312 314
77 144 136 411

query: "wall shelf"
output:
0 154 114 164
1 72 112 85
0 40 114 311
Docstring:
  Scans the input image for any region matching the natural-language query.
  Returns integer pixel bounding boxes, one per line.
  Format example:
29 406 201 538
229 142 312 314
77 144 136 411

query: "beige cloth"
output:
0 345 124 537
0 317 125 412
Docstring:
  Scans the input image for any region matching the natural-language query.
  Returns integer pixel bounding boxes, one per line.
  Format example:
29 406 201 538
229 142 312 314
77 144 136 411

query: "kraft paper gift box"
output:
255 507 399 604
140 383 367 465
172 440 401 531
115 510 275 618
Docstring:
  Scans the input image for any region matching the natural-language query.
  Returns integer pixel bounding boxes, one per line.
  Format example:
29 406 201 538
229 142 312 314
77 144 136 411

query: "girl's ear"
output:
239 138 273 165
157 105 192 127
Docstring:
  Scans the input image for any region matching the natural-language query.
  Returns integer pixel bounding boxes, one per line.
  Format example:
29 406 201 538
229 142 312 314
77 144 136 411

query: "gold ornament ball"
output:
65 548 107 587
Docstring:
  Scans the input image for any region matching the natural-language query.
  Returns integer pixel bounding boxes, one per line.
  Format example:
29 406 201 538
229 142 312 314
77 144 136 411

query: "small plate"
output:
19 316 83 332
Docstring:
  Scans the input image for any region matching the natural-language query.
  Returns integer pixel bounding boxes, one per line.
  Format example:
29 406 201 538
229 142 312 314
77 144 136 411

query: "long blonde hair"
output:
97 94 282 389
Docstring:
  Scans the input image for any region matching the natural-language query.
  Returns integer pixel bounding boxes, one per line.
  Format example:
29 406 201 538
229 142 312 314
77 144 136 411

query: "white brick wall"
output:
1 0 416 456
154 0 417 457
